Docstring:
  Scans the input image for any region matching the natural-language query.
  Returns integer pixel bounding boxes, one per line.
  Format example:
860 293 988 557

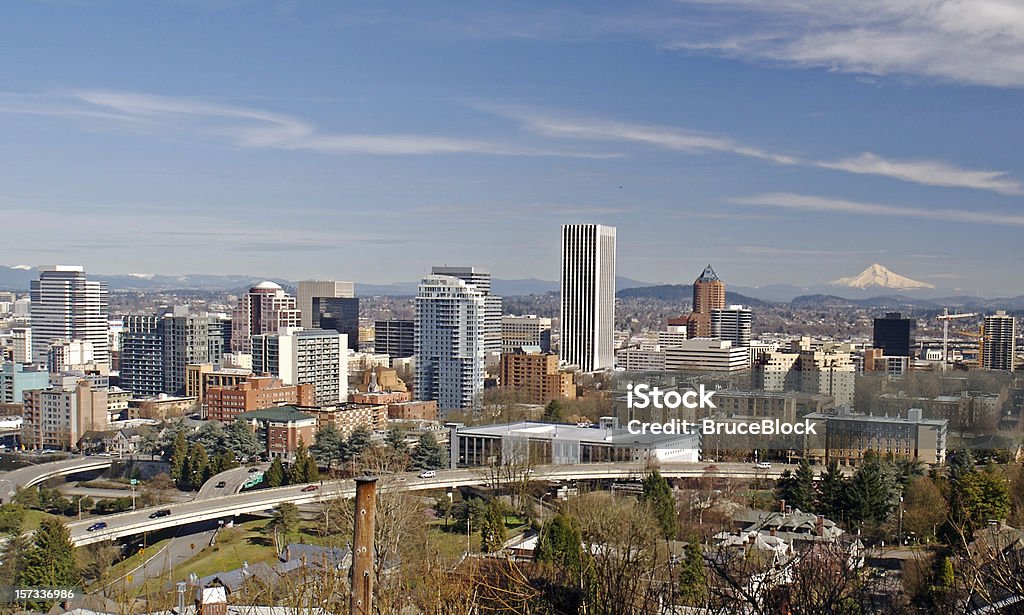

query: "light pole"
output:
898 496 904 546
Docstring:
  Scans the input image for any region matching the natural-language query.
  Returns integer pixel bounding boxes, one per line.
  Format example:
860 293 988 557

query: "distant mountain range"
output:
1 264 1019 309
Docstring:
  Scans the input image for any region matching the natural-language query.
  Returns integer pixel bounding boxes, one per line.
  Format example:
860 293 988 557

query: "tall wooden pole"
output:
350 476 377 615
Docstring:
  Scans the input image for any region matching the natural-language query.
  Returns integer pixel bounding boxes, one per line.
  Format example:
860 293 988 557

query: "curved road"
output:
67 461 816 547
0 456 114 503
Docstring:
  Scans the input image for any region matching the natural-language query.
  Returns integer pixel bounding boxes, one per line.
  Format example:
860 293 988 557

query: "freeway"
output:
0 456 114 503
65 461 808 547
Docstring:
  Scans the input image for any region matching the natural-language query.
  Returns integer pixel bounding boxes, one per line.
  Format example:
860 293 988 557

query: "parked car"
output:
418 470 437 479
87 522 108 531
215 481 226 488
301 484 319 492
149 509 171 519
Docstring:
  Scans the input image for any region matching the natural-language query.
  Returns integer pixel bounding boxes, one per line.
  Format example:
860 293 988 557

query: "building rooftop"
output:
806 410 948 427
237 406 317 423
456 420 699 446
696 264 720 283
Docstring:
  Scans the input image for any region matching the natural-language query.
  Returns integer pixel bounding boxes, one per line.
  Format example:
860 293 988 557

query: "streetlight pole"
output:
898 496 904 546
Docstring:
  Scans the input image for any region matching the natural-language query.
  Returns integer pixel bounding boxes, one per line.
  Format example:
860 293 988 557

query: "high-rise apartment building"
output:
982 311 1016 371
297 280 355 329
162 307 212 395
757 339 856 409
46 339 96 374
10 328 31 364
415 274 487 413
253 328 348 406
22 379 108 450
685 265 726 338
501 315 552 354
230 281 302 354
560 224 616 372
120 315 165 397
374 319 415 360
0 362 49 404
432 267 502 361
711 305 752 348
30 266 109 365
499 347 576 405
873 312 912 357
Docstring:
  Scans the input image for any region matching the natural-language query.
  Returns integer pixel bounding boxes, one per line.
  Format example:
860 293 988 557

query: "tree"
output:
345 427 372 461
266 457 286 488
542 399 566 423
311 424 347 468
196 420 228 454
411 431 445 470
903 476 948 542
434 495 453 527
640 470 677 540
455 497 489 534
957 465 1011 532
18 518 79 595
210 450 239 475
169 430 189 485
480 499 507 553
535 513 583 575
186 442 210 490
266 502 301 553
776 459 816 512
288 440 319 484
385 428 409 455
0 504 25 535
225 419 263 459
676 537 706 606
816 459 848 519
846 451 899 524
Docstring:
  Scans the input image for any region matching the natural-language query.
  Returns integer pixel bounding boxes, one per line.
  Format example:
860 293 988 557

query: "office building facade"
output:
311 296 359 351
30 266 109 365
873 312 912 357
297 280 355 329
374 319 415 360
686 265 726 338
560 224 616 372
982 311 1016 371
711 305 752 348
230 281 302 354
501 315 552 354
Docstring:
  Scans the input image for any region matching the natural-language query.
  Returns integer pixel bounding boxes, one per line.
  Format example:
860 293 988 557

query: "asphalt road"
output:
66 461 815 546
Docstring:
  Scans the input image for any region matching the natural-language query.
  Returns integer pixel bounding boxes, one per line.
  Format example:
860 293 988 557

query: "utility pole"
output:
350 476 378 615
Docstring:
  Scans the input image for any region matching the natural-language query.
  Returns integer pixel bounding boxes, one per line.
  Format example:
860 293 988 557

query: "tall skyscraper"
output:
686 265 726 338
873 312 912 357
415 274 487 412
162 307 212 395
121 315 165 397
431 267 502 360
982 311 1016 371
712 305 752 348
297 280 355 329
560 224 616 372
311 296 360 351
30 266 109 365
230 281 302 354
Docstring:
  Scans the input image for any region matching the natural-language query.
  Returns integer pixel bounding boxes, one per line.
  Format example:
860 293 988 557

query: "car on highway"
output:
87 522 107 531
418 470 437 479
754 462 772 470
248 467 262 473
149 509 171 519
215 481 226 488
301 484 319 492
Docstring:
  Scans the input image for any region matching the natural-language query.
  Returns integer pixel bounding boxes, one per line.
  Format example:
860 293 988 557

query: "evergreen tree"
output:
411 431 446 470
480 499 507 553
385 428 409 454
196 420 228 454
186 443 210 490
345 427 372 461
18 518 79 594
777 459 816 512
957 464 1011 532
434 495 453 527
816 459 848 519
0 504 25 535
266 457 286 488
542 399 565 423
676 537 707 605
311 424 347 467
535 513 583 575
169 431 189 486
640 470 677 540
847 452 899 524
288 440 318 484
226 419 263 459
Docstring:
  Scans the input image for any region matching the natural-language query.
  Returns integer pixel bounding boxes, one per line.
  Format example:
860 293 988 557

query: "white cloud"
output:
495 107 1022 194
0 90 615 158
668 0 1024 88
729 192 1024 226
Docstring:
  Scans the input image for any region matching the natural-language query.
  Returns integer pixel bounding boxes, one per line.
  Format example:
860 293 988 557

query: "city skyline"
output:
2 2 1023 294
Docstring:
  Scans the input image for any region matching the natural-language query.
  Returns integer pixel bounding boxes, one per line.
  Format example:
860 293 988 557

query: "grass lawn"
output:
22 508 62 531
103 536 173 581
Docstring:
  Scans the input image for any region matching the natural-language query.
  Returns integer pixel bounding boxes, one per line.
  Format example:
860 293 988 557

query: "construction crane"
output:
937 308 978 366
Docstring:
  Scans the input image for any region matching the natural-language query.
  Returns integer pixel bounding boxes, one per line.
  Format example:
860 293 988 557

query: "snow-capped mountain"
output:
830 264 935 290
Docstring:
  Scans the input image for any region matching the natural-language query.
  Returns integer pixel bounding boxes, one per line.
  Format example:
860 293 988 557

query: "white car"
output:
418 470 437 479
754 462 772 470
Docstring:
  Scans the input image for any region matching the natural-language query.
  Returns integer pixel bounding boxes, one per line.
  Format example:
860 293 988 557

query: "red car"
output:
301 485 319 492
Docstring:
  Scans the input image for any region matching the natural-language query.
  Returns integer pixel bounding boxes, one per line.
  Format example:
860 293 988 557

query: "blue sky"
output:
1 0 1023 294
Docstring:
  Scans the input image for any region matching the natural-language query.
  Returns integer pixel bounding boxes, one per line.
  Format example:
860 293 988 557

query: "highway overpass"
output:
0 456 114 503
66 461 808 547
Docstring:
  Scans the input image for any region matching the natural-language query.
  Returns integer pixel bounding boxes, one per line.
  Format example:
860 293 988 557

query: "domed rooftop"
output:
251 280 282 291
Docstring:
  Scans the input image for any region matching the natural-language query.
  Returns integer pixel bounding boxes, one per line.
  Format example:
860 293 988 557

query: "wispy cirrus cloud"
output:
729 192 1024 226
0 90 616 158
492 107 1023 194
667 0 1024 88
